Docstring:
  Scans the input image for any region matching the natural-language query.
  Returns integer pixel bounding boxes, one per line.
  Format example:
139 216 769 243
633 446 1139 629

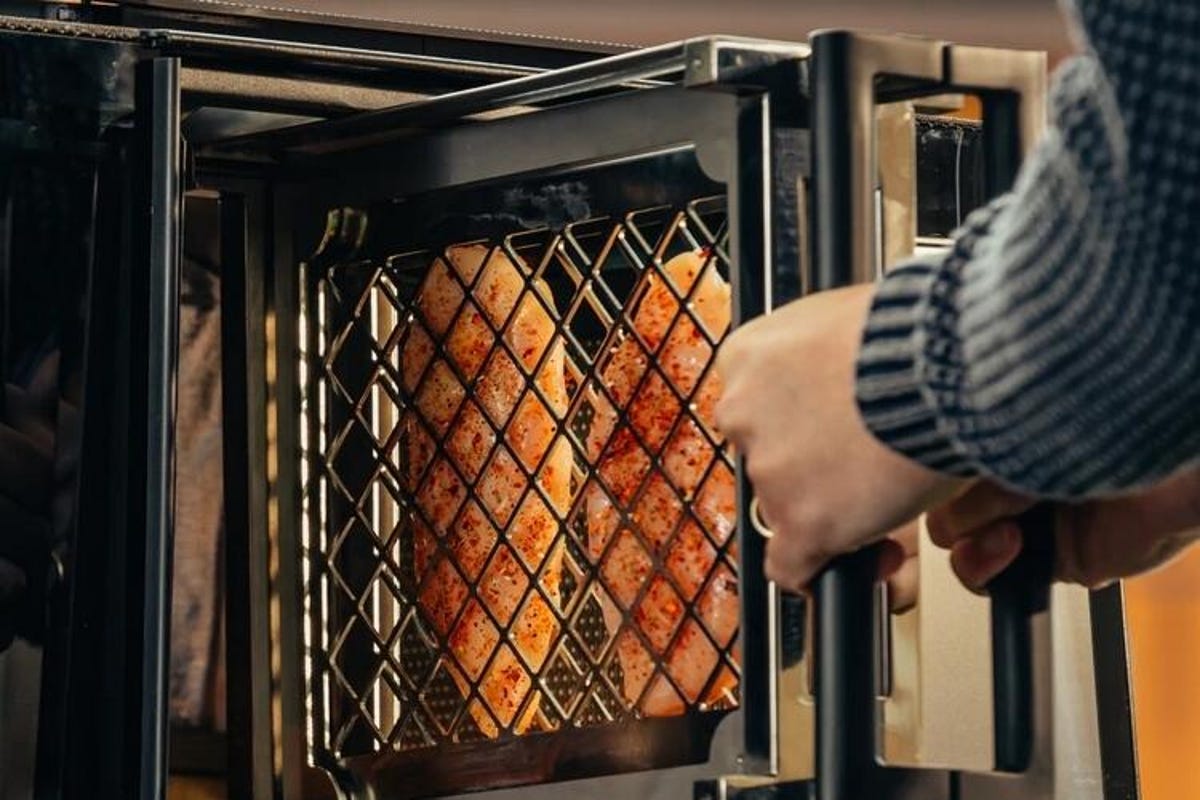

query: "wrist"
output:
855 261 973 477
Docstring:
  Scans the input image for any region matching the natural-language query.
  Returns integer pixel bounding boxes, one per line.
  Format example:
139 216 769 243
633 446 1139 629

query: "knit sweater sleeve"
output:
855 0 1200 498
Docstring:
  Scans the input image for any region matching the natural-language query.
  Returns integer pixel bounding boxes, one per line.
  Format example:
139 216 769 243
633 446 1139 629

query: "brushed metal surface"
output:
1051 586 1105 800
880 516 995 771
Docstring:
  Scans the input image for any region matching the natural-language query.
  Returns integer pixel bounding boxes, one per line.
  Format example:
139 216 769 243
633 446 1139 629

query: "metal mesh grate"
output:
300 197 738 759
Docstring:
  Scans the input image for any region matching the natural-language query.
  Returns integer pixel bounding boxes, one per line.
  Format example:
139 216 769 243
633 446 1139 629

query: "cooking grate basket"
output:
299 189 740 763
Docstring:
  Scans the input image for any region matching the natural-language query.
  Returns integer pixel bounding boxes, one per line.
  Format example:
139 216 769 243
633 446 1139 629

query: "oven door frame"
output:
248 40 817 800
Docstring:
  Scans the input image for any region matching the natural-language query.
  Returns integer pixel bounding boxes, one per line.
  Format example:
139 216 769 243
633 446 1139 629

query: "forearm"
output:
856 4 1200 498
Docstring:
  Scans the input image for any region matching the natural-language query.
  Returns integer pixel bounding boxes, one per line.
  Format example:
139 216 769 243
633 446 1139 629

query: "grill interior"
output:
299 163 739 765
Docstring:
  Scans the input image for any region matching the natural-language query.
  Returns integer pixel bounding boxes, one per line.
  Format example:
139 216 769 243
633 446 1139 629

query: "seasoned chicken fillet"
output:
586 250 738 716
402 243 568 737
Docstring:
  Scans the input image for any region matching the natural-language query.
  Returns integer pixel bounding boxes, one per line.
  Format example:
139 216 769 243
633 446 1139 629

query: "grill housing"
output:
279 143 764 795
0 10 1139 800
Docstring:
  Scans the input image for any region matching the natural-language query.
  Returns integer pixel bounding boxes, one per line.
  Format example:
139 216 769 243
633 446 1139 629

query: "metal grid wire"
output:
300 197 739 759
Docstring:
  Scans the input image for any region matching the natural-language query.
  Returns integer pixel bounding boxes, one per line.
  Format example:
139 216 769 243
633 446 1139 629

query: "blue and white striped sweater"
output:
856 0 1200 498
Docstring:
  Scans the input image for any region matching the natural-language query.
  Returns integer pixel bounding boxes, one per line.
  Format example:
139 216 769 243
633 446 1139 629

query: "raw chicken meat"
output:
585 249 738 716
402 243 569 737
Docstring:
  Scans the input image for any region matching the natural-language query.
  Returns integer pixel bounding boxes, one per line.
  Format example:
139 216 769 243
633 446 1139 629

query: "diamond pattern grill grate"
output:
300 197 739 759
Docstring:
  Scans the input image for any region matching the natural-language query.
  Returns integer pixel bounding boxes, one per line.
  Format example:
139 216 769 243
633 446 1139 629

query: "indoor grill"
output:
0 4 1138 800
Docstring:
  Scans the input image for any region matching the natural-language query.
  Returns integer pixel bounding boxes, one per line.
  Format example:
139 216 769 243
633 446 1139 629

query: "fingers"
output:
881 519 920 612
924 482 1030 593
712 318 757 390
764 515 918 597
764 529 829 594
948 521 1024 591
713 328 761 445
875 537 907 581
926 481 1036 549
768 531 922 608
889 517 920 557
932 478 1200 593
887 552 919 613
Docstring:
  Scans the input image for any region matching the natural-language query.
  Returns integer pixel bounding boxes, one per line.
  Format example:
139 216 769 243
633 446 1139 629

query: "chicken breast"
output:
586 249 738 716
402 243 569 737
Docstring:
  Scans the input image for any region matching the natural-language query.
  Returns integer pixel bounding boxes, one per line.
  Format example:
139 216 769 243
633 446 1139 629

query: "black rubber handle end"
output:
987 502 1055 773
813 547 882 800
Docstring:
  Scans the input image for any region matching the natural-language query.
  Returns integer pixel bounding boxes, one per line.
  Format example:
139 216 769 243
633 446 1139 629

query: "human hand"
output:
715 284 965 592
882 518 920 613
927 468 1200 591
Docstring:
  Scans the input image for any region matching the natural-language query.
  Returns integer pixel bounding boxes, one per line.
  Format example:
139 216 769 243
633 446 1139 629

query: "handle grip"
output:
808 30 944 800
811 548 883 799
987 503 1055 772
807 28 1048 795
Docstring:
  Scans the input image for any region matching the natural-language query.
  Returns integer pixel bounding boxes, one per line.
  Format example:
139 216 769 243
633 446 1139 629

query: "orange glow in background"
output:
1125 546 1200 800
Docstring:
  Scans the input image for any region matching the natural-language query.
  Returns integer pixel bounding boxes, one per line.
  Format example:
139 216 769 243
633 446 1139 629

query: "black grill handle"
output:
808 29 945 800
963 45 1050 776
811 547 882 798
808 28 1049 795
987 502 1056 772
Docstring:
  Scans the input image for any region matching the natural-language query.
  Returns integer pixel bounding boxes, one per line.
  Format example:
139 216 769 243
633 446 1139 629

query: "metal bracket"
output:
682 37 810 90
